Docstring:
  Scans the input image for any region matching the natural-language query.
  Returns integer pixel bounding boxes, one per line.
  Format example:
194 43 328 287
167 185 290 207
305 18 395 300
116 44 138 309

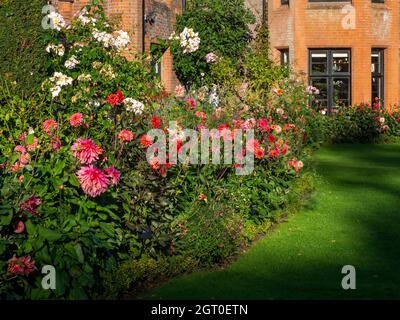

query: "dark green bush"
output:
328 104 386 143
0 0 47 96
170 0 255 88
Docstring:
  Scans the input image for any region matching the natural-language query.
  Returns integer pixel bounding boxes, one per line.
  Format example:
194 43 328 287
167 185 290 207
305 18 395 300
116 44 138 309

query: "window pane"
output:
332 52 349 73
311 52 327 74
310 78 328 109
372 77 382 101
333 78 350 106
371 53 379 73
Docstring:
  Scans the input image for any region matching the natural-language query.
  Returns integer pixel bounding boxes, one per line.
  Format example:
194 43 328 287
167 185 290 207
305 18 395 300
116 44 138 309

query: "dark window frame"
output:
371 48 385 103
280 48 289 65
309 49 352 114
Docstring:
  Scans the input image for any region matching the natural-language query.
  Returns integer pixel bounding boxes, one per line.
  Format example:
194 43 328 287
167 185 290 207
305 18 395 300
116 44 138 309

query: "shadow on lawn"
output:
314 144 400 299
146 144 400 300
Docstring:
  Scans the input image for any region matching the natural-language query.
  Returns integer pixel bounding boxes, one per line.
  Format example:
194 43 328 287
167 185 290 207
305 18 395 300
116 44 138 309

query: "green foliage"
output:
328 103 388 143
0 1 340 300
170 0 255 87
101 254 199 298
243 25 290 95
0 0 47 96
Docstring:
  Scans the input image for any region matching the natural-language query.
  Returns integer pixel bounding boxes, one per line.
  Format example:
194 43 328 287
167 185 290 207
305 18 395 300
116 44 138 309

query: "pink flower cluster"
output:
71 137 120 197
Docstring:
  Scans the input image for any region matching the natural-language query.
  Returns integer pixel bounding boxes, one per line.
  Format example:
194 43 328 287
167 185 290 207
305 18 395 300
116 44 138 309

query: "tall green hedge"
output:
0 0 47 96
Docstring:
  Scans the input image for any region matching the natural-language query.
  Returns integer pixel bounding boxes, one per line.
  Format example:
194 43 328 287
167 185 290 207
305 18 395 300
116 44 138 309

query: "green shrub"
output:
101 255 199 298
243 25 290 95
0 0 47 96
170 0 255 87
329 103 388 143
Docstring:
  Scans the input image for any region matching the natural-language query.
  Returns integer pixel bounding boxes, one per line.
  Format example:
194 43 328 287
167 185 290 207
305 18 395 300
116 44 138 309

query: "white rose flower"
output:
113 30 131 50
47 12 67 31
50 86 61 98
124 98 145 115
65 55 80 70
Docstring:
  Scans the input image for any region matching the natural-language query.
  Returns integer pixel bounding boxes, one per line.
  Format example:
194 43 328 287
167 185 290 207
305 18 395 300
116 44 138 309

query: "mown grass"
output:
144 144 400 299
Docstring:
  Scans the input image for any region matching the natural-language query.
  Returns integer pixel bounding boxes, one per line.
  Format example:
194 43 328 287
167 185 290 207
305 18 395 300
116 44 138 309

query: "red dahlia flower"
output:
140 134 154 148
14 221 25 234
116 90 124 103
257 118 269 132
70 113 84 127
151 115 161 129
8 255 36 275
255 148 265 159
107 93 119 106
20 196 42 216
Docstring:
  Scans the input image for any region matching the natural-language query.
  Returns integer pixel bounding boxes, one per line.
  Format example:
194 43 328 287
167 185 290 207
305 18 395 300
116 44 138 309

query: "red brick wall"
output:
269 0 400 108
52 0 182 92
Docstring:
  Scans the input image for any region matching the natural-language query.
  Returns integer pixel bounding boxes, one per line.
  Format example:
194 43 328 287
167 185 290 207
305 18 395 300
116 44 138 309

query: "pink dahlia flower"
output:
14 145 26 154
8 255 36 275
104 167 121 186
76 166 109 197
71 138 103 164
42 119 58 134
118 130 134 142
19 153 31 165
70 113 84 127
186 98 196 109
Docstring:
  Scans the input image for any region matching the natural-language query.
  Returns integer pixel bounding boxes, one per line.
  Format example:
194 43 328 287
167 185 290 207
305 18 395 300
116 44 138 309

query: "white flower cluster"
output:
99 64 116 79
47 12 67 31
208 87 219 108
65 55 80 70
92 29 114 48
49 72 73 99
113 30 131 50
77 74 92 82
92 29 131 50
179 27 200 54
77 9 97 26
124 98 145 115
168 32 180 41
45 44 65 57
205 52 218 64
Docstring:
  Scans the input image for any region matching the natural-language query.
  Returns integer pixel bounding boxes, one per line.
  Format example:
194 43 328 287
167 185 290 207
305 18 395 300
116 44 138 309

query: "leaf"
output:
0 211 13 225
74 244 84 263
100 223 114 237
25 134 34 145
69 174 80 187
39 227 62 242
25 220 36 235
54 160 65 176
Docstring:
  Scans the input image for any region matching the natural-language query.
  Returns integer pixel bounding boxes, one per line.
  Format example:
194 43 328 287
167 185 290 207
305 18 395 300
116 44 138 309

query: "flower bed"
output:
1 2 398 299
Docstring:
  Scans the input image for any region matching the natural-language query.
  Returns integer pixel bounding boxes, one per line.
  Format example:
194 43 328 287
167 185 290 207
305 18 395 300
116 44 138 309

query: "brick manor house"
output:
53 0 400 110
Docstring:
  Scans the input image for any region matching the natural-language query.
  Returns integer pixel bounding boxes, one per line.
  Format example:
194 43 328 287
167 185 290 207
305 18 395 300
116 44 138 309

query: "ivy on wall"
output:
0 0 47 96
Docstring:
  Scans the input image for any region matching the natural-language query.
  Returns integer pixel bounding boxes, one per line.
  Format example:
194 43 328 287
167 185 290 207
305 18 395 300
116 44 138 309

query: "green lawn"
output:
145 144 400 300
